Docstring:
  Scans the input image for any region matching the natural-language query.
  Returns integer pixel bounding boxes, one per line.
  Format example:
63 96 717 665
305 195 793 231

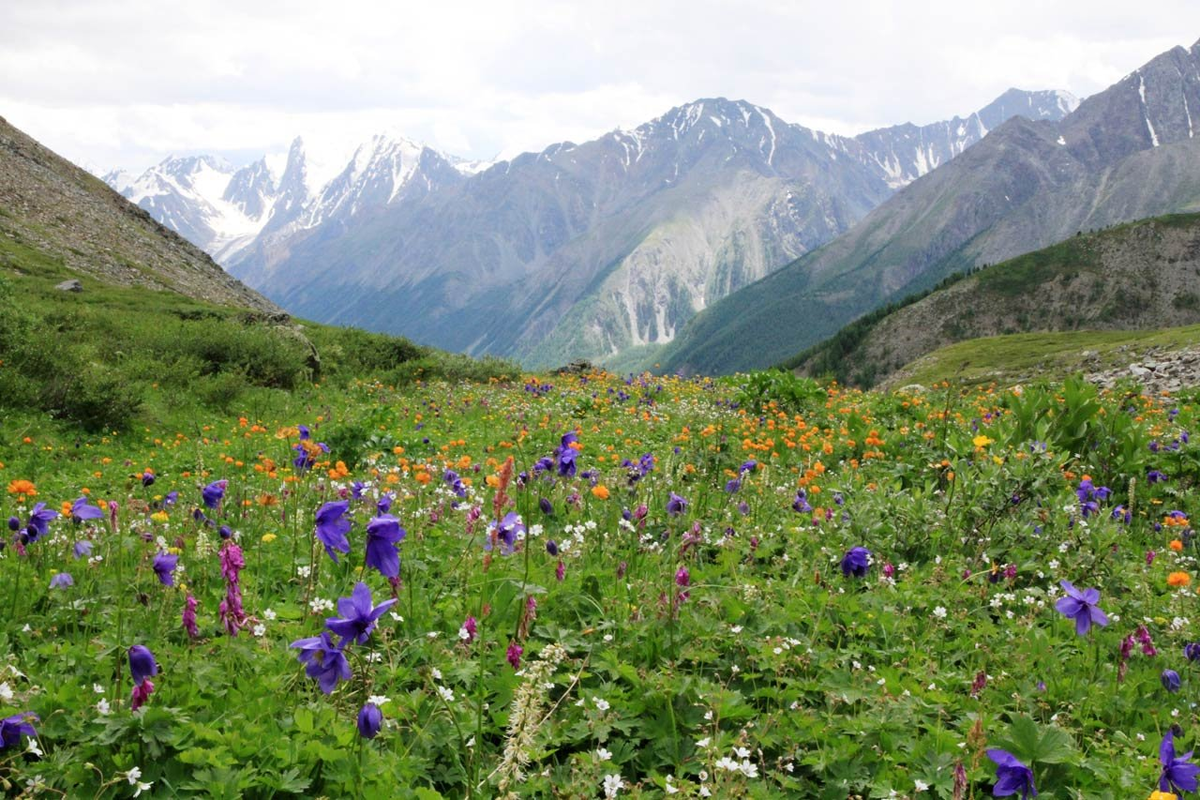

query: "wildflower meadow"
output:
1 370 1199 798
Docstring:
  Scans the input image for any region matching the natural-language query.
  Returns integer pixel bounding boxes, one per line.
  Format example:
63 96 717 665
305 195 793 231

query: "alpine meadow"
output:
3 6 1200 799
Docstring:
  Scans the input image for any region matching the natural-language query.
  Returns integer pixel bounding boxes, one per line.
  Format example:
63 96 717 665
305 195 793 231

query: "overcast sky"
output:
3 1 1198 175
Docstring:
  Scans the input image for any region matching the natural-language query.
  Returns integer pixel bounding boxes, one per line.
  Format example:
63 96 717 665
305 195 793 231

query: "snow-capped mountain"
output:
104 88 1077 367
105 133 472 263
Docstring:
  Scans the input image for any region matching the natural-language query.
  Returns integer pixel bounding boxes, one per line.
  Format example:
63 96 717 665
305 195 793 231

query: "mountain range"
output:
661 38 1200 375
104 88 1078 367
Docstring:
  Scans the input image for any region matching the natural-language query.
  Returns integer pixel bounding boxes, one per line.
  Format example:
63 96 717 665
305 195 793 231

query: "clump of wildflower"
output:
219 541 248 637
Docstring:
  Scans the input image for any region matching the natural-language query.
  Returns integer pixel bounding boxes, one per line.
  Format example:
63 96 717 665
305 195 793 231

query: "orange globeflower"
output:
591 485 610 500
7 479 36 497
1170 540 1185 552
1168 572 1191 588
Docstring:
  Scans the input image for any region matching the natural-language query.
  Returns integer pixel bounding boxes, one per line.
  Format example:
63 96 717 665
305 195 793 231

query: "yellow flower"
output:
972 435 994 448
150 511 169 524
261 533 277 544
1149 792 1177 800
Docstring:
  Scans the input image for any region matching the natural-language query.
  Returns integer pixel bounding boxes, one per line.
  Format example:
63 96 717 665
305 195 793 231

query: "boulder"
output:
55 279 83 292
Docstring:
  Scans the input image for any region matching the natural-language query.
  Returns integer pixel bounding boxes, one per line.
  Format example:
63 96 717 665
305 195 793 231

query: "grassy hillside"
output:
785 213 1200 386
880 323 1200 388
0 233 514 434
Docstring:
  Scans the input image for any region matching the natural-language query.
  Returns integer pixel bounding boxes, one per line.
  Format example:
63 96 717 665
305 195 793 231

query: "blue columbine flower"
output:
365 515 406 578
153 552 179 586
73 540 93 559
71 496 103 521
1160 730 1200 793
841 546 871 578
202 480 227 510
358 703 383 739
666 492 688 517
24 502 59 542
0 712 38 750
315 501 352 563
290 632 351 694
49 572 74 589
793 490 813 514
1162 669 1182 692
128 645 158 685
1054 580 1109 636
325 582 397 646
987 749 1036 798
486 512 525 555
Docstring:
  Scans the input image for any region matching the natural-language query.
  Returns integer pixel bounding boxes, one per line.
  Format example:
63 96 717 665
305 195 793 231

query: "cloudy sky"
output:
3 0 1198 175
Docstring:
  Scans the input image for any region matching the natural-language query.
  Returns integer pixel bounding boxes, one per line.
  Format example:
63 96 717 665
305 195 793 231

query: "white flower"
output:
92 683 105 694
252 624 266 637
602 774 624 798
915 779 930 791
436 685 455 703
932 606 947 619
665 776 680 794
368 695 391 706
696 737 711 748
596 747 612 761
0 682 11 701
96 698 111 715
594 697 610 712
734 746 751 759
125 767 143 785
297 565 311 578
26 737 42 757
263 608 277 621
431 668 443 680
134 781 153 797
738 760 758 778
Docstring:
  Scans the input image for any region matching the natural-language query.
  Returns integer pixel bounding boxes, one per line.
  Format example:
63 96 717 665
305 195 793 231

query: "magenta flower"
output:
182 595 199 639
506 642 523 669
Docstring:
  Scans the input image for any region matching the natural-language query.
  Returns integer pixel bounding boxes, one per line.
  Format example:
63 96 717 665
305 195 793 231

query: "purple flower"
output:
73 540 93 559
315 501 352 563
675 566 690 587
131 679 155 711
545 539 559 556
792 490 813 514
24 502 59 542
1148 469 1168 484
71 496 104 521
1162 669 1182 692
358 703 383 739
128 645 158 684
987 749 1036 798
1186 642 1200 662
666 492 688 517
1160 730 1200 793
202 480 227 510
461 616 477 643
325 582 396 646
486 512 525 555
49 572 74 589
506 642 523 669
6 516 18 532
183 595 199 639
351 481 366 500
539 497 554 515
290 632 351 694
153 552 179 586
365 514 406 578
0 712 38 750
840 546 871 578
141 471 155 488
1054 580 1109 636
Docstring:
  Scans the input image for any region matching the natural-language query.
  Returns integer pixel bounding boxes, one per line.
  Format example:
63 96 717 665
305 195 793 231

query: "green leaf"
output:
294 707 314 734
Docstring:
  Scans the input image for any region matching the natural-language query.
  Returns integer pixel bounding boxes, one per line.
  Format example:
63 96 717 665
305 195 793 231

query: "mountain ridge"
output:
659 38 1200 376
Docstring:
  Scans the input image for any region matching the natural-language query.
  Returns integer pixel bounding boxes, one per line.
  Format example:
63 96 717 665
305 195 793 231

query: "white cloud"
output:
1 0 1197 173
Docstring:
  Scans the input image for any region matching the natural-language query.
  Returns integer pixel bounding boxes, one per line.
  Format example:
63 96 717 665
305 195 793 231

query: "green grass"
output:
893 323 1200 387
